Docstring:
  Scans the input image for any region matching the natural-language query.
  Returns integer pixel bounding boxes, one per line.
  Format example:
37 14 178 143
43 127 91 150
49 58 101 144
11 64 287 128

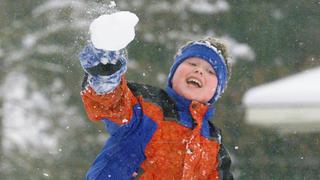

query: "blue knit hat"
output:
167 41 229 104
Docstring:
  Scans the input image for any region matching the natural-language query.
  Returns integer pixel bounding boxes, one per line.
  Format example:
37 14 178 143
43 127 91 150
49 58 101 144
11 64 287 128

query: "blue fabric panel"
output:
102 119 121 135
200 107 216 139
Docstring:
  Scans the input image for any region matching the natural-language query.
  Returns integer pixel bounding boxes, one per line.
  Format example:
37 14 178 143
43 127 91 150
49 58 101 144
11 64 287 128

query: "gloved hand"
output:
79 11 137 74
79 44 127 71
79 43 128 93
79 11 138 94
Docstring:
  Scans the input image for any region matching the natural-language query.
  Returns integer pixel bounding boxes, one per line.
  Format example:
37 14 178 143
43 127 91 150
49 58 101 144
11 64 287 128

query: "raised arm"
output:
79 44 137 125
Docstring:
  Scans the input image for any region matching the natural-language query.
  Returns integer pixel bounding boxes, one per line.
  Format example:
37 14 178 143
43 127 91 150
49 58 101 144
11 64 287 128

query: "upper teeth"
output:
187 78 202 87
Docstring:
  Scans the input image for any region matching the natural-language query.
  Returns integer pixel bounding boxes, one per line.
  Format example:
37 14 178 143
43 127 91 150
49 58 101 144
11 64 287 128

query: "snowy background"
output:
0 0 319 179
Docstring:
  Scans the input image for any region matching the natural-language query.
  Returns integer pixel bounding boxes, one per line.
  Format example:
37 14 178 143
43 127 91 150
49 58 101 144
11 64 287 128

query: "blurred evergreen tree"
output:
0 0 103 179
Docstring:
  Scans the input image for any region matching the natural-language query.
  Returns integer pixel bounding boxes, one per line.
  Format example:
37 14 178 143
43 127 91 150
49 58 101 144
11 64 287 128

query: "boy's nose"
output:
194 69 203 75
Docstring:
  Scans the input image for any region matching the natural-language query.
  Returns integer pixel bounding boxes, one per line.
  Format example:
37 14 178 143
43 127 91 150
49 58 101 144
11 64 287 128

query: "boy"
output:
79 37 233 179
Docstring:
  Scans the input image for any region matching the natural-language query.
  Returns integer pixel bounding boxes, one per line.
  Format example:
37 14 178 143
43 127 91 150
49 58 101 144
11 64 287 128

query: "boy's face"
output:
172 57 218 103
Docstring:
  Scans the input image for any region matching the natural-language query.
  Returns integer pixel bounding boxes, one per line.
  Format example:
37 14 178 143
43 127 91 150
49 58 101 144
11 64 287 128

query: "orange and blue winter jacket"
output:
80 44 233 180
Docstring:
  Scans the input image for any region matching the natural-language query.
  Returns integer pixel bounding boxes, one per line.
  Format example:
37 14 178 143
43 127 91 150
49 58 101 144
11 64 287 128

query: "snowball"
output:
90 11 139 51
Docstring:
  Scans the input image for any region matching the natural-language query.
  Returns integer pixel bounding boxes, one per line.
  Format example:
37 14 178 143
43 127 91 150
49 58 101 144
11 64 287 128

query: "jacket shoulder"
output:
127 82 178 120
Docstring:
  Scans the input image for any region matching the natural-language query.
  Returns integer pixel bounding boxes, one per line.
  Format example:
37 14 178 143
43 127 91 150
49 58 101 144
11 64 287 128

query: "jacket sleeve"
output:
217 144 234 180
81 76 138 124
79 44 138 125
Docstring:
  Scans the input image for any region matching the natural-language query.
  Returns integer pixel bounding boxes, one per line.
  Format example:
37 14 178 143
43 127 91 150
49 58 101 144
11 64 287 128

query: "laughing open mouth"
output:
186 78 202 88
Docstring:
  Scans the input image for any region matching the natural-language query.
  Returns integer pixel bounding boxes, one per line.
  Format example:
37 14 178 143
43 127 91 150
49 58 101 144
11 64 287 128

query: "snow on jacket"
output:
79 44 233 180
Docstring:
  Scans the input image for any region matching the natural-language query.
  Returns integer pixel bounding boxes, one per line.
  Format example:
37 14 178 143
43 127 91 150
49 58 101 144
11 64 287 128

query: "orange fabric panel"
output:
181 101 220 180
138 100 192 179
138 100 220 179
140 121 192 179
81 76 137 124
182 136 220 180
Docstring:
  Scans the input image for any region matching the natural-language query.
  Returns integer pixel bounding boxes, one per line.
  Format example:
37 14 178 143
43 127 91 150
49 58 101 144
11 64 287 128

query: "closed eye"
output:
207 69 216 75
188 62 197 66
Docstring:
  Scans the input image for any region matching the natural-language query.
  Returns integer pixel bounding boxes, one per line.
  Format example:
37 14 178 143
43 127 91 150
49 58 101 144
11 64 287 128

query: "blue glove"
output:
79 43 127 71
79 43 128 94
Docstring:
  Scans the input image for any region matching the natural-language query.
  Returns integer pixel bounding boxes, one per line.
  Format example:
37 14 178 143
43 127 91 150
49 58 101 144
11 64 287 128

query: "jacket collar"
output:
165 86 215 139
165 86 192 112
165 86 215 111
